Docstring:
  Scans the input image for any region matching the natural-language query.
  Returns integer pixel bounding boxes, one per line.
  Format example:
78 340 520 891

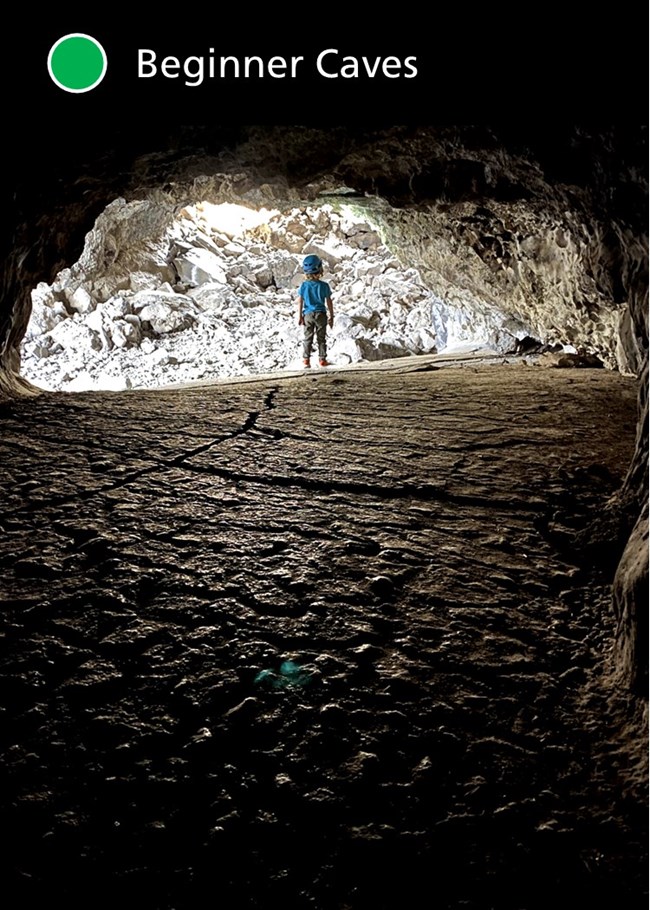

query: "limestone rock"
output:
139 301 195 335
173 248 228 287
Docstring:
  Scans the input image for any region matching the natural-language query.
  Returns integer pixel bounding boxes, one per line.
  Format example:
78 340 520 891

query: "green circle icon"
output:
48 33 107 93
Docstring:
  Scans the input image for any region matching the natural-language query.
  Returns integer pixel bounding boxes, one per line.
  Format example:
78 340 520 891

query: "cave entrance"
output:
20 197 533 392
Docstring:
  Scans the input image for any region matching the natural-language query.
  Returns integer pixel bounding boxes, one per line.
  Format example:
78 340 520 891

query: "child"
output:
297 254 334 367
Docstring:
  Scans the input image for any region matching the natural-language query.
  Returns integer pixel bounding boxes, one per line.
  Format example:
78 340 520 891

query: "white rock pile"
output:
21 202 534 391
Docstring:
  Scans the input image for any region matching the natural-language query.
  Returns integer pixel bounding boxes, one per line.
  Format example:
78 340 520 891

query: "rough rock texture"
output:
1 125 646 693
0 361 646 909
0 125 648 910
4 127 647 375
613 512 649 694
21 201 544 392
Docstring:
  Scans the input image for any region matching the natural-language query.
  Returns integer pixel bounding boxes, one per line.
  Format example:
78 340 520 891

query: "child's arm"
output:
326 295 334 328
297 294 304 325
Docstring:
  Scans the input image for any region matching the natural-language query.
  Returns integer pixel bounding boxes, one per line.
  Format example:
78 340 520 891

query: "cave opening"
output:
19 191 548 393
1 121 647 908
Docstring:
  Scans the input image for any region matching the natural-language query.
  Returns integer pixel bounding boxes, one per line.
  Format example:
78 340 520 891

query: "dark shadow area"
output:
0 363 646 910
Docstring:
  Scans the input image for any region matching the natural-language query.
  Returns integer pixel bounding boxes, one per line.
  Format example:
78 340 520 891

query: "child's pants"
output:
303 311 328 360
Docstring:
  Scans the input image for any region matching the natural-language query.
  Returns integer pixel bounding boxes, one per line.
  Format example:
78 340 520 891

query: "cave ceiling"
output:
3 123 647 384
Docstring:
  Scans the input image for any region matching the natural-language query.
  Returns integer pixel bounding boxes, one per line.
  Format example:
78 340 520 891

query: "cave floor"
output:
0 360 647 910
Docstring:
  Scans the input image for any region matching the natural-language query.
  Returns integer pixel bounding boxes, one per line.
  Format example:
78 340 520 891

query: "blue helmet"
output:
302 254 323 275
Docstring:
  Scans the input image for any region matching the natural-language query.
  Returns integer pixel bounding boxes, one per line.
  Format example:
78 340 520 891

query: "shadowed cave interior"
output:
0 124 647 909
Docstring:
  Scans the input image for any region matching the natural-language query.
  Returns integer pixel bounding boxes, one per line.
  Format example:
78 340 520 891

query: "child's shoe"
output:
303 358 311 368
319 359 330 367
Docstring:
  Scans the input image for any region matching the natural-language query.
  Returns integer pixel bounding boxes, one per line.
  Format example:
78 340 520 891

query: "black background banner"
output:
3 8 648 175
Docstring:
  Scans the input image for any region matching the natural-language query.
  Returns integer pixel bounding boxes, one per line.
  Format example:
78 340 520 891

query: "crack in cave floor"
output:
0 361 647 910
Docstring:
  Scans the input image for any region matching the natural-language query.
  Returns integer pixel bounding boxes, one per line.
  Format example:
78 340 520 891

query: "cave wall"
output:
0 124 647 692
4 126 647 380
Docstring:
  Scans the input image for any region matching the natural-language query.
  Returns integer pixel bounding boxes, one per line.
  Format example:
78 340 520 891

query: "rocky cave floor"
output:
0 357 647 909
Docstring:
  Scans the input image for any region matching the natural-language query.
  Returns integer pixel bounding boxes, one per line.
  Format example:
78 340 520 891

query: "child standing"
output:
297 254 334 368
